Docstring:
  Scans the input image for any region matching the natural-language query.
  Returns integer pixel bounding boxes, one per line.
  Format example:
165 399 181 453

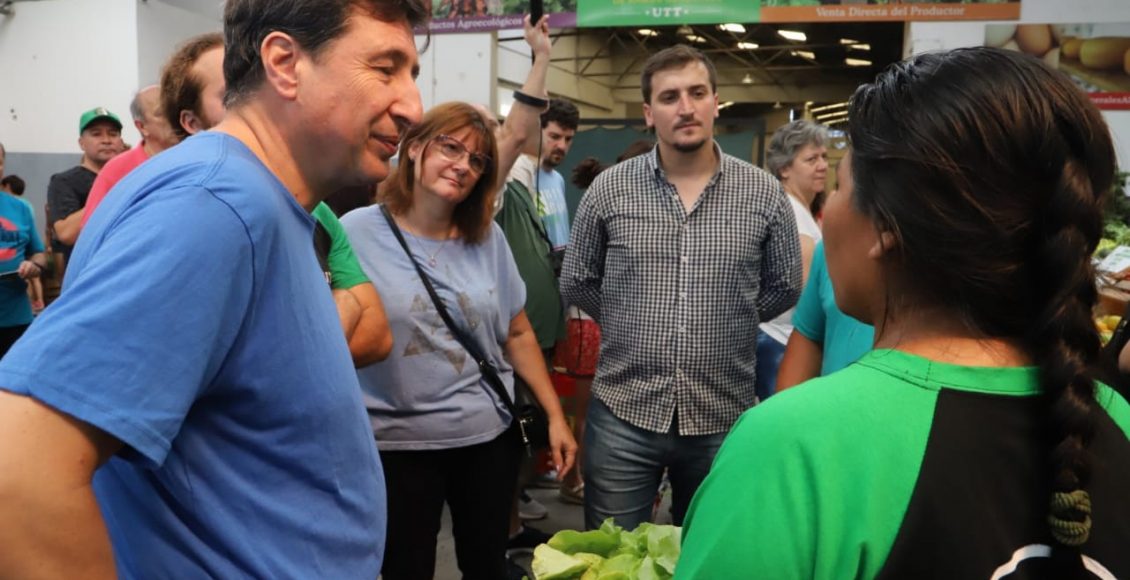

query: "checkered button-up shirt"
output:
560 144 802 436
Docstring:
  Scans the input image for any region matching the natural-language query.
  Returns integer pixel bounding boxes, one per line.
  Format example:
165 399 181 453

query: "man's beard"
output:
543 151 564 168
673 138 708 153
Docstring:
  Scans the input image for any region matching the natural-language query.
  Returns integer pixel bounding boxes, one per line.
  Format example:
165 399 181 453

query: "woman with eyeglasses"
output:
340 102 577 580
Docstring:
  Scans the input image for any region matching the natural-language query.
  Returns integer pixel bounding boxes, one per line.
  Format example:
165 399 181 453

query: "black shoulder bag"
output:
380 206 550 455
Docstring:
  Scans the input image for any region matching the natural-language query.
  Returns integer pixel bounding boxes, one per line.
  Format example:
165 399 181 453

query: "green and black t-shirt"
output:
677 349 1130 579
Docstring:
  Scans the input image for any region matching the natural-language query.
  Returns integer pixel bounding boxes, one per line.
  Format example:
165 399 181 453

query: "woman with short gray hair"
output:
756 120 829 401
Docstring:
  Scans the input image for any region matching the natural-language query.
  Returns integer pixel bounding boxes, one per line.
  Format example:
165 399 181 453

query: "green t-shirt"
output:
495 180 565 349
677 349 1130 579
312 202 369 291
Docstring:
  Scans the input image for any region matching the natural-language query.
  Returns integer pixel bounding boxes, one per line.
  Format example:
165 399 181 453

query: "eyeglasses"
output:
429 134 491 175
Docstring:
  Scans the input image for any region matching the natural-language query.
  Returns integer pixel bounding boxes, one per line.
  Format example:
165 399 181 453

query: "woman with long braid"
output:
676 47 1130 579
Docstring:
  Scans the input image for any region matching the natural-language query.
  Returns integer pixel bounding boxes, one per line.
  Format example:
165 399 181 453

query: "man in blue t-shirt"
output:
0 1 427 578
508 98 580 257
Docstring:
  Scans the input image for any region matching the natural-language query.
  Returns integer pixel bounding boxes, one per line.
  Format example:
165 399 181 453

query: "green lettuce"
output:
532 545 591 580
532 519 682 579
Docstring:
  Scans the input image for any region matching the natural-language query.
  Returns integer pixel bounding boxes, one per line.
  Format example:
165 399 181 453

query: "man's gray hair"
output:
129 91 145 122
128 85 160 122
766 120 828 179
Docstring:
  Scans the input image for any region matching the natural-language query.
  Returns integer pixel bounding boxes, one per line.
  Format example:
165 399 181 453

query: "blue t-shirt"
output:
341 205 526 451
0 133 386 578
0 192 45 327
792 243 875 375
509 154 570 251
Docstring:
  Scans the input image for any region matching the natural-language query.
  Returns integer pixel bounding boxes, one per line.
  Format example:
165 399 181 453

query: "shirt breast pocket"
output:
605 206 677 268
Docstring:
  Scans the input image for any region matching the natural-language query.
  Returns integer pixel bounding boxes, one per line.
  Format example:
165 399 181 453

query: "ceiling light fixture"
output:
676 25 694 36
718 23 746 34
839 38 860 45
719 101 736 110
773 101 783 110
777 29 807 42
737 41 759 50
815 111 849 121
742 73 753 84
810 102 848 113
638 28 659 37
850 43 871 51
792 50 816 60
845 57 872 67
685 34 707 43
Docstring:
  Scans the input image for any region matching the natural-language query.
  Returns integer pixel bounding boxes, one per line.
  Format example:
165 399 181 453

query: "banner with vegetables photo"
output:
985 23 1130 110
428 0 577 32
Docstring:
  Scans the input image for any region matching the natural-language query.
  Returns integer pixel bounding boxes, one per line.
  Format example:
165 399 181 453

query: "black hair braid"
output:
1026 156 1103 552
850 48 1117 564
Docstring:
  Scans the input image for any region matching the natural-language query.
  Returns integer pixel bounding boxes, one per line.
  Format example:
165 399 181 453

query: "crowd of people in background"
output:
0 0 1128 579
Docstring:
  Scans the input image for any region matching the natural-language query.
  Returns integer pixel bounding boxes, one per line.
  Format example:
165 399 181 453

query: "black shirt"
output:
47 165 97 259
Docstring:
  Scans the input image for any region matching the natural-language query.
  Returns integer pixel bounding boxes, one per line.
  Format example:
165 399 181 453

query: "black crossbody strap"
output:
379 205 520 414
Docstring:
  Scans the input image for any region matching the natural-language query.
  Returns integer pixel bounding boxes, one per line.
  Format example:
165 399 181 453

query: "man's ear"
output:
260 31 301 101
868 229 897 260
180 110 202 136
134 119 147 139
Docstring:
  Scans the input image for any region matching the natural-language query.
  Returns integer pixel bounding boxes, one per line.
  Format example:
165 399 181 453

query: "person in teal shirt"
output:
777 155 874 391
776 241 874 390
678 47 1130 579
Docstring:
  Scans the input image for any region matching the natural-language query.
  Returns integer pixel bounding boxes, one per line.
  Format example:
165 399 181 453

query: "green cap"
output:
79 107 123 134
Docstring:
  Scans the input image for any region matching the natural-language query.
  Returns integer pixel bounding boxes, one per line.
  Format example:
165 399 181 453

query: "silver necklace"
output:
416 235 449 266
396 213 452 266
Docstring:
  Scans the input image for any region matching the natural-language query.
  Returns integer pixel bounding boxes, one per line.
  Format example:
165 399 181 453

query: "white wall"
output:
136 0 222 88
0 0 139 152
416 33 494 111
905 0 1130 166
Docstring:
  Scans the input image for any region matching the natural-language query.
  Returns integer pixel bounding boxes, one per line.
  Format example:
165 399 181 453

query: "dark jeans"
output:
0 324 29 359
380 425 521 580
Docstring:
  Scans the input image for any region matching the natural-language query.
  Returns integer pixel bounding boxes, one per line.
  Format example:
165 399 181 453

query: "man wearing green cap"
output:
46 107 123 266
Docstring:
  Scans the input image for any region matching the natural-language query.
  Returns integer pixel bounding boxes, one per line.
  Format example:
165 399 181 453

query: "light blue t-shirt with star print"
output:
340 204 527 451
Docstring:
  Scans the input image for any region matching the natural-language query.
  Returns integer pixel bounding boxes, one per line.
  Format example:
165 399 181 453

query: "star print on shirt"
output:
401 292 485 374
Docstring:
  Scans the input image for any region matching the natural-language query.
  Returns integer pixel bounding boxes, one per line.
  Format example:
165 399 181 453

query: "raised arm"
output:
491 15 552 195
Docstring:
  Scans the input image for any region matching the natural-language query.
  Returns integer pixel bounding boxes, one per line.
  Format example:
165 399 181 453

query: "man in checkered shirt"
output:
560 45 802 531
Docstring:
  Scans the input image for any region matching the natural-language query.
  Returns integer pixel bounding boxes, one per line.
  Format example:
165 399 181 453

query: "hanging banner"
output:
427 0 1021 32
427 0 576 33
984 23 1130 110
575 0 757 27
760 1 1020 23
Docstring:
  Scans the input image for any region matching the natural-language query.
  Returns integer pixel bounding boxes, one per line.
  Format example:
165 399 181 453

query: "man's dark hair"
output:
640 44 717 104
540 98 579 131
161 33 224 141
1 175 25 197
222 0 431 108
